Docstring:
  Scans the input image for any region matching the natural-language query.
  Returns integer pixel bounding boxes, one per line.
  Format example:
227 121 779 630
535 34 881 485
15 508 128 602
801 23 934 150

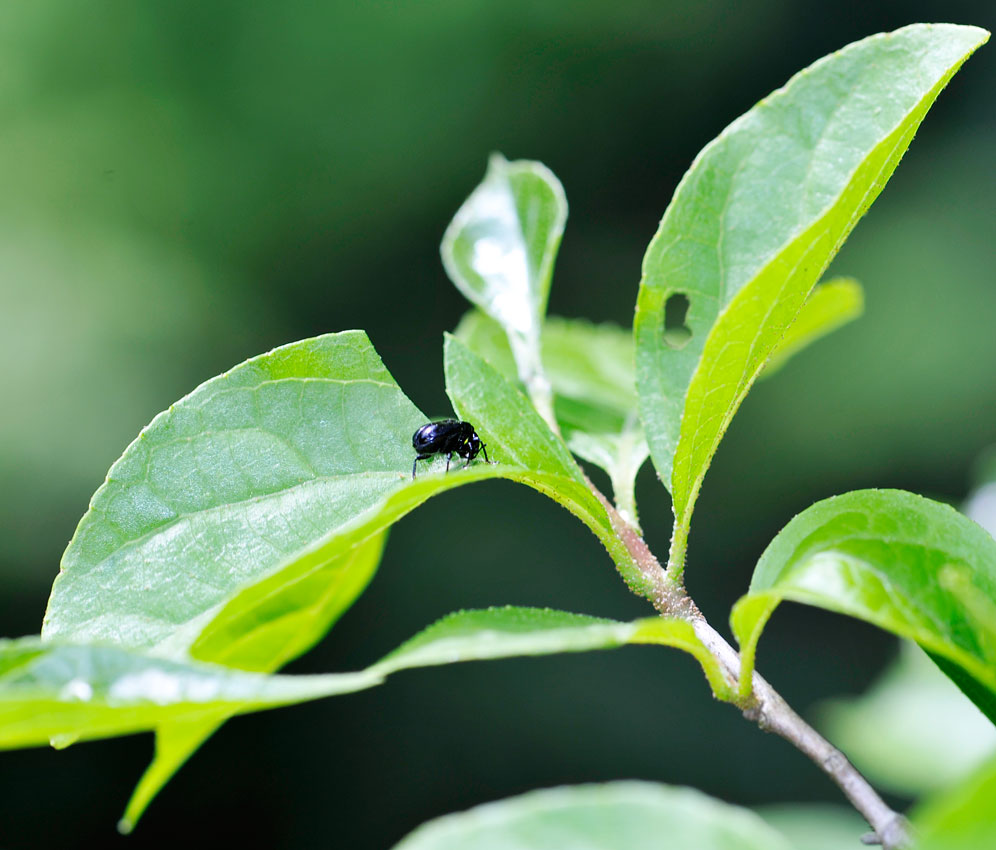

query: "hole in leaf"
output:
663 292 692 350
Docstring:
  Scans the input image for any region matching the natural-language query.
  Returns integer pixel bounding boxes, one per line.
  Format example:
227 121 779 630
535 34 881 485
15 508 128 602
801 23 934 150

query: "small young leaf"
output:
455 311 637 426
442 155 567 424
391 781 792 850
730 489 996 720
633 24 988 575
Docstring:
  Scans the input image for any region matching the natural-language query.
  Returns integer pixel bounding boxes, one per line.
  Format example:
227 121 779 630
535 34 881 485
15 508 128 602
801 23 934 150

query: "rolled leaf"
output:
442 155 567 424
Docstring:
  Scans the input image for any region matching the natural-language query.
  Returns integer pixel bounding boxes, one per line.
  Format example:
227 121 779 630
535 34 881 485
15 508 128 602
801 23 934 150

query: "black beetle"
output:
411 419 489 478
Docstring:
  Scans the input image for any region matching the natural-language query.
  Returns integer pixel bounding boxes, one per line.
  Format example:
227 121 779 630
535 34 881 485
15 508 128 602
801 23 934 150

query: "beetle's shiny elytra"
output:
411 419 489 478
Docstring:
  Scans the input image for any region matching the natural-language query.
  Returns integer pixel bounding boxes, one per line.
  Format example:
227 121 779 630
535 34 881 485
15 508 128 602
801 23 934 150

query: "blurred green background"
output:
1 2 993 847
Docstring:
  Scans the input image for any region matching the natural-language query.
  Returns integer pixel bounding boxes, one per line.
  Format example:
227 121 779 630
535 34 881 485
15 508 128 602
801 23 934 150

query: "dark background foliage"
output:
1 2 993 847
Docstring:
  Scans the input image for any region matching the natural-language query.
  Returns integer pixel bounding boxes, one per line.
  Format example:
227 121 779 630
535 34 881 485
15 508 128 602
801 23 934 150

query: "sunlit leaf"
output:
730 489 996 721
42 330 426 652
391 781 791 850
441 155 567 424
38 329 655 826
633 24 988 575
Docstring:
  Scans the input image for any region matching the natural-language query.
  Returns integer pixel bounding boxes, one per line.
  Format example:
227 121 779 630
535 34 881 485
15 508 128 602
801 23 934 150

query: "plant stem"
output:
582 477 912 848
691 618 913 850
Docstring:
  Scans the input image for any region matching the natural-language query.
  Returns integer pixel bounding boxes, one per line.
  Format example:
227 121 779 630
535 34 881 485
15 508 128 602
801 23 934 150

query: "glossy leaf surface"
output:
441 155 567 422
633 24 988 572
43 330 425 652
391 782 791 850
731 489 996 719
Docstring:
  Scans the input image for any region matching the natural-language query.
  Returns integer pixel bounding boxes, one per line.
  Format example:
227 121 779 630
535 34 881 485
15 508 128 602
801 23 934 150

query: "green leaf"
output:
391 781 792 850
442 155 567 425
37 328 635 826
817 643 996 796
633 24 989 576
443 333 660 599
913 754 996 850
1 609 725 805
761 278 863 378
373 607 728 699
455 311 649 528
730 489 996 718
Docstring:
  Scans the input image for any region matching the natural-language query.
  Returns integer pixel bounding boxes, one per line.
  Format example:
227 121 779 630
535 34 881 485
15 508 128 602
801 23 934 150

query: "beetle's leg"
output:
445 452 453 473
480 443 490 464
413 454 432 479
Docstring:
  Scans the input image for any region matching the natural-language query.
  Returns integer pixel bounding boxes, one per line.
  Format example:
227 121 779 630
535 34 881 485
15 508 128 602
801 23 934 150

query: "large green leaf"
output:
42 330 427 652
441 155 567 425
37 326 638 661
391 781 791 850
633 24 988 575
36 329 652 827
730 490 996 721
